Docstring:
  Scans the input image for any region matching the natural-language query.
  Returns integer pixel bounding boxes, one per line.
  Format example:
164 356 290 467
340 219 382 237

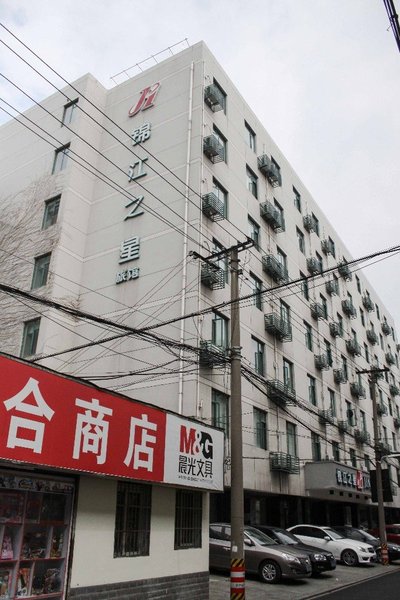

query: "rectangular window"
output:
393 432 397 452
296 227 305 254
52 144 70 174
311 432 321 461
346 400 355 426
212 312 229 348
42 195 60 229
283 358 294 390
328 237 336 258
62 98 78 126
364 454 371 471
364 343 370 363
213 79 227 113
213 239 228 284
332 441 340 461
304 321 313 351
316 252 323 273
312 213 320 236
212 389 229 438
349 448 357 468
325 339 333 366
286 422 297 456
248 217 260 250
245 121 256 151
360 308 365 327
250 273 262 310
329 389 336 417
252 336 265 376
174 490 202 549
280 300 290 326
300 272 309 300
20 318 40 357
356 275 361 293
277 247 287 270
213 125 227 161
337 313 344 336
360 410 367 431
114 481 151 557
271 156 281 181
376 304 380 320
254 408 267 449
31 253 51 289
320 294 328 319
342 355 348 380
212 178 228 218
246 165 258 198
308 375 317 406
293 186 301 212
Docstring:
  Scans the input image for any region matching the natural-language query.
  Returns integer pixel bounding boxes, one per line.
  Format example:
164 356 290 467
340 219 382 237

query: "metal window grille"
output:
114 482 151 557
174 490 202 549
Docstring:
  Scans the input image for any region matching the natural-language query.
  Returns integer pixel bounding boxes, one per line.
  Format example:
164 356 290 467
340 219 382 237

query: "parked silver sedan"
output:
209 523 312 583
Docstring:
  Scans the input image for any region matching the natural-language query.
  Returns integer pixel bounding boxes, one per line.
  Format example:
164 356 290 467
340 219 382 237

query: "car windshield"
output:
324 528 344 540
360 530 378 542
245 527 277 546
274 530 299 545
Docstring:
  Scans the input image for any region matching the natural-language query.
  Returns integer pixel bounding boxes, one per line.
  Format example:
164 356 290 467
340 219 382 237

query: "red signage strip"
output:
0 355 224 491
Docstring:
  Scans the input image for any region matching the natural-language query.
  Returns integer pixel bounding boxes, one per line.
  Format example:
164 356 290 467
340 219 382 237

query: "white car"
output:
288 525 376 566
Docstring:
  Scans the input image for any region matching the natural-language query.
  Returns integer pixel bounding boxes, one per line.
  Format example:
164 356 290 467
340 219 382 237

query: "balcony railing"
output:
199 341 227 368
338 262 352 281
264 314 292 342
329 322 342 338
201 192 225 221
201 263 225 290
342 299 357 319
204 84 225 112
376 441 391 456
377 403 388 416
319 408 335 425
346 338 362 356
386 351 396 365
310 302 325 321
338 420 352 434
303 214 318 233
393 417 400 429
257 154 282 187
321 239 335 256
262 255 288 283
354 429 371 444
362 294 375 312
266 379 296 406
314 354 330 370
366 329 378 344
350 382 366 399
325 279 339 296
382 321 391 335
260 201 285 232
389 384 400 396
270 452 300 474
203 135 225 163
307 257 323 275
334 368 347 384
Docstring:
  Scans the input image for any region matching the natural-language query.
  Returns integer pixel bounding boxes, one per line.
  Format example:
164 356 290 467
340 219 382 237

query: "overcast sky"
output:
1 0 399 327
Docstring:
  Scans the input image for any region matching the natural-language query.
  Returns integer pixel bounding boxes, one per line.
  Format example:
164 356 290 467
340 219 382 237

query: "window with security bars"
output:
114 481 151 557
174 490 202 549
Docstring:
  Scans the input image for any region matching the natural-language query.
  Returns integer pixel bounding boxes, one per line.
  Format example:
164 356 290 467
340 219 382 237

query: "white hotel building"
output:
1 40 400 595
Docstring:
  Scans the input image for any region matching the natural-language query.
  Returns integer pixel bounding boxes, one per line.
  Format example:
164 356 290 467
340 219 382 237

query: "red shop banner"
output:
0 354 224 491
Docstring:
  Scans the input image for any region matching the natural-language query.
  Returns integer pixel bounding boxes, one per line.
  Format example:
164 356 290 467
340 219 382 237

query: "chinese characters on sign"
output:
336 468 371 492
0 355 224 491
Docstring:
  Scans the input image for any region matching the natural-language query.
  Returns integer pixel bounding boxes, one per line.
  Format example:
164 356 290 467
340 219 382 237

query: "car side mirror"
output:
244 539 254 547
324 536 331 541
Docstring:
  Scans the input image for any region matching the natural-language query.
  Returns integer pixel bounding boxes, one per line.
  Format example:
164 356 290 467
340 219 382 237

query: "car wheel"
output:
341 549 359 566
259 559 282 583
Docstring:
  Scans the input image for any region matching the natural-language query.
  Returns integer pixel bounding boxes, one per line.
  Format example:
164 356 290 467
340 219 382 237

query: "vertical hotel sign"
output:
0 354 224 492
115 82 161 286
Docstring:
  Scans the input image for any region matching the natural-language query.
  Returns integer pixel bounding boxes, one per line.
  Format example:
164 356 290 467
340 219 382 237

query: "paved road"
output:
209 562 400 599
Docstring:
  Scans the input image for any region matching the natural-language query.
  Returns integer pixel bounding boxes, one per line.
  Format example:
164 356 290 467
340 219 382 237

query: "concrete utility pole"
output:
358 367 389 565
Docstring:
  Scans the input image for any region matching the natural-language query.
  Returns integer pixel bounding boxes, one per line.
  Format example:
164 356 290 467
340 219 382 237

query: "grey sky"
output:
1 0 399 326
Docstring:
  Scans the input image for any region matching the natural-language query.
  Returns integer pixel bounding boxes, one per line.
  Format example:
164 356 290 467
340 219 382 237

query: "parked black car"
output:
331 525 400 563
255 525 336 575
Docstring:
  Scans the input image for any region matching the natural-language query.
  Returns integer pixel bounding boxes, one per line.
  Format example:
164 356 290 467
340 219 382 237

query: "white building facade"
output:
1 41 400 594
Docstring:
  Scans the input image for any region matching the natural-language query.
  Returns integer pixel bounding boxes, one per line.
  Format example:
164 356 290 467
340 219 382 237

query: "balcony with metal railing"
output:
338 262 352 281
314 354 330 370
310 302 325 321
382 321 391 335
270 452 300 474
354 429 371 445
394 416 400 429
334 368 347 384
203 135 225 163
350 382 366 399
264 314 292 342
377 403 388 416
389 384 400 396
318 408 335 425
386 351 396 365
375 440 391 456
262 255 288 283
201 192 225 221
342 299 357 318
329 322 343 338
362 294 375 312
201 263 225 290
204 84 225 112
257 155 282 187
199 341 227 368
338 420 352 434
366 329 378 344
326 279 339 296
307 257 323 276
266 379 296 406
260 200 285 232
346 338 362 356
303 214 318 233
321 239 335 255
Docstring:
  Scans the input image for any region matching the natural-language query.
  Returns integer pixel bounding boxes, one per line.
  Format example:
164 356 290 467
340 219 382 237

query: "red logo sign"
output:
128 82 160 117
